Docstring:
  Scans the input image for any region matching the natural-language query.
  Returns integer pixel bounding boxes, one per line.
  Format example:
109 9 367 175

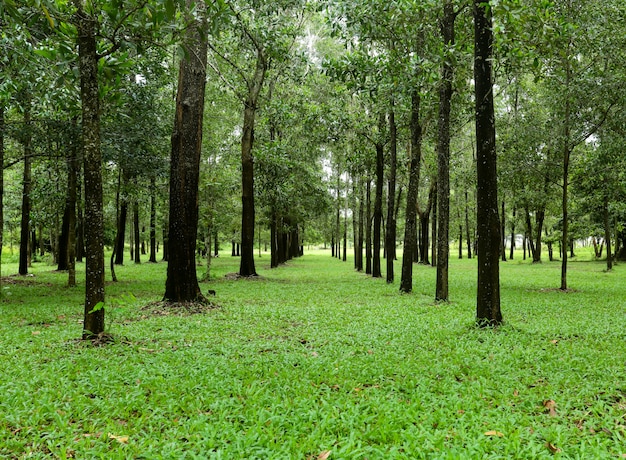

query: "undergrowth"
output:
0 249 625 459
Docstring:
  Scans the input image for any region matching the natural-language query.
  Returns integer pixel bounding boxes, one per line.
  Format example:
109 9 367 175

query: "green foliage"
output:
1 252 626 457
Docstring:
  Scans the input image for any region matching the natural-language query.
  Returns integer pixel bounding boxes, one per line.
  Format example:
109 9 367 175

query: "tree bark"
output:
75 4 105 337
501 200 506 261
604 196 612 271
0 105 4 287
133 200 140 264
373 140 384 278
357 177 364 271
67 129 78 287
509 205 516 260
474 0 502 326
239 48 267 277
400 92 422 293
435 2 454 300
386 106 397 283
19 97 32 276
365 179 372 275
164 0 208 302
149 178 157 263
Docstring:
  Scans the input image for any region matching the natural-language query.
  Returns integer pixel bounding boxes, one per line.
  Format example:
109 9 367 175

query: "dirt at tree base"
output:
141 300 219 317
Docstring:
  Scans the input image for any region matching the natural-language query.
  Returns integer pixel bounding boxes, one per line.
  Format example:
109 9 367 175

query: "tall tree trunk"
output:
533 208 545 263
400 92 422 293
76 168 85 263
560 64 572 290
386 106 397 283
431 182 437 267
474 0 502 326
149 178 157 263
19 97 32 276
465 191 472 259
239 48 267 277
270 209 278 268
373 139 384 279
509 205 516 260
436 2 455 300
67 129 78 287
58 206 70 270
0 105 4 290
76 5 105 337
357 177 364 271
604 195 612 271
164 0 208 302
114 197 127 265
133 200 140 264
501 200 506 261
365 179 372 275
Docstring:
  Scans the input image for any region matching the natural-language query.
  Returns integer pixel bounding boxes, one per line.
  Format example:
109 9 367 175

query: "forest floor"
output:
1 248 625 459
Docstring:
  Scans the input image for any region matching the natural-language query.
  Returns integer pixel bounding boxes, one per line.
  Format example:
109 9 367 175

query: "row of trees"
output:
1 0 626 336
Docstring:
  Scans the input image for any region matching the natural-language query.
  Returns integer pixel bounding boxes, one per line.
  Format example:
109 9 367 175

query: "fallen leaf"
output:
513 389 519 397
311 351 319 357
367 349 374 354
545 442 561 454
318 451 331 460
484 430 504 437
550 340 558 345
108 433 129 444
457 409 465 414
32 331 41 336
543 400 557 417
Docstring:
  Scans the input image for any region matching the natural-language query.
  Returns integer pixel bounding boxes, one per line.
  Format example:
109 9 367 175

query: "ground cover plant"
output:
1 250 625 459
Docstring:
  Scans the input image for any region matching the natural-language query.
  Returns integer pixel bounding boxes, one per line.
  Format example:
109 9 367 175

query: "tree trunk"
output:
67 130 78 287
431 182 437 267
435 1 455 301
501 200 506 261
373 139 384 279
509 205 516 260
386 106 397 283
465 191 472 259
365 179 372 275
0 105 3 290
164 0 208 303
58 206 70 271
76 170 85 263
239 48 267 277
604 196 612 271
357 177 364 271
474 0 502 326
19 97 32 276
149 178 157 263
533 209 545 263
400 91 422 293
76 5 105 338
114 198 127 265
133 200 140 264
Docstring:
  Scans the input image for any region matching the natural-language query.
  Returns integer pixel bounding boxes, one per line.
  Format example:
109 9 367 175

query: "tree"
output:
474 0 502 326
164 0 209 303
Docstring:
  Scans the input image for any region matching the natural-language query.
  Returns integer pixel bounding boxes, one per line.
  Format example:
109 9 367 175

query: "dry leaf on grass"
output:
543 399 557 417
108 433 129 444
318 451 331 460
545 442 561 454
484 430 504 437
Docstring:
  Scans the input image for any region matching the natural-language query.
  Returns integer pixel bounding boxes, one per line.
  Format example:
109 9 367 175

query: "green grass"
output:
1 248 625 459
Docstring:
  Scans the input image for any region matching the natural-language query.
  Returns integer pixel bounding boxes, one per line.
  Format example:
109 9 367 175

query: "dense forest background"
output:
1 0 626 334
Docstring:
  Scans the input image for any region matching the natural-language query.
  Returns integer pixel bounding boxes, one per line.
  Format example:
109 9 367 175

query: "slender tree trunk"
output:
76 5 105 337
386 106 397 283
0 105 4 291
357 177 364 271
509 205 516 260
19 97 32 276
501 200 506 261
435 1 454 299
401 92 422 293
239 49 267 277
465 191 472 259
431 182 437 267
365 179 372 275
474 0 502 326
67 130 78 287
114 197 127 265
149 178 157 263
164 0 208 302
76 169 85 263
133 200 140 264
373 138 384 278
604 196 612 271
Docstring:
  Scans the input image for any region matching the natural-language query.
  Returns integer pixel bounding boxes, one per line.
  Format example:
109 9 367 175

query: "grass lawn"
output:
1 248 625 459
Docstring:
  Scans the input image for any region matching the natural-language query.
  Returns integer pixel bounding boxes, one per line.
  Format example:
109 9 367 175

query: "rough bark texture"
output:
385 107 397 283
164 0 208 302
19 99 32 276
0 106 4 283
239 48 267 277
401 93 423 295
149 178 157 263
474 0 502 326
67 133 78 287
76 5 105 338
365 179 372 275
435 2 454 300
372 139 384 279
114 197 128 265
